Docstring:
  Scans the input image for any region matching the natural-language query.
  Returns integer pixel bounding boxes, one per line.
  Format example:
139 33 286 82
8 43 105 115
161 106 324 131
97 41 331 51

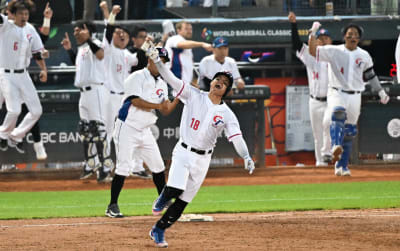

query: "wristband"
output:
108 12 116 25
42 18 50 28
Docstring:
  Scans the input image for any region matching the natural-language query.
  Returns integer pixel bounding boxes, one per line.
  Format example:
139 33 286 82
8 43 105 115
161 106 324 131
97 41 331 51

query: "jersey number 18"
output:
190 118 200 130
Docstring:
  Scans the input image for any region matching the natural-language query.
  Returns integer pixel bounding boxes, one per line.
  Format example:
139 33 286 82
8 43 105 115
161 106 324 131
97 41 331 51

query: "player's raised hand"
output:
39 70 47 83
111 5 121 15
309 21 321 36
61 32 72 50
378 89 390 104
99 1 110 19
244 156 255 175
288 12 296 23
43 2 53 19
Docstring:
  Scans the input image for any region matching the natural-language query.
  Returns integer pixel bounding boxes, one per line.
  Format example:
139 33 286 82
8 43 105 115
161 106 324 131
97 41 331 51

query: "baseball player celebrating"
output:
309 22 390 176
0 0 47 152
289 12 332 166
61 21 112 183
106 47 179 218
144 43 255 248
198 36 245 91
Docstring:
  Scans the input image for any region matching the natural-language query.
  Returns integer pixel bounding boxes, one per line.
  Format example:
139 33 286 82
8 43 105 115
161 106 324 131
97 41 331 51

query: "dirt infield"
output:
1 165 400 250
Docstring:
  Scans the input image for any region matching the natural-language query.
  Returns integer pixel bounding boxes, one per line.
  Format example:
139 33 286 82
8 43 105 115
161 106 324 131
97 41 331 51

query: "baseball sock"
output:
110 174 125 205
152 171 166 195
30 122 41 143
156 198 188 229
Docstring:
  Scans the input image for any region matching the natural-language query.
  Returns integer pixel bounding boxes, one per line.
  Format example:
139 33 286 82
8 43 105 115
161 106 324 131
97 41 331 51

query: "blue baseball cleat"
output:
149 225 168 248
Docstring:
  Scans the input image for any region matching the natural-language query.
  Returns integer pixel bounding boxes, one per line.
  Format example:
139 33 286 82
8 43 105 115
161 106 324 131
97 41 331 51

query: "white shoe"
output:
334 166 342 176
331 145 343 163
33 141 47 160
342 167 351 176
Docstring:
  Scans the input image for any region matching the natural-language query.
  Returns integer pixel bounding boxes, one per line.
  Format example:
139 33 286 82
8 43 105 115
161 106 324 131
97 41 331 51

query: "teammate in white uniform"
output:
309 22 390 176
102 6 138 158
0 0 47 152
145 44 255 248
198 36 245 91
289 12 331 166
395 33 400 82
165 21 212 86
105 48 179 218
61 21 113 183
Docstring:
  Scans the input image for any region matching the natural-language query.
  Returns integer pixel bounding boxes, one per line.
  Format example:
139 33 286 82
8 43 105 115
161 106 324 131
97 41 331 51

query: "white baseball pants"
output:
0 71 42 141
167 142 213 203
113 119 165 177
326 88 361 125
309 98 331 166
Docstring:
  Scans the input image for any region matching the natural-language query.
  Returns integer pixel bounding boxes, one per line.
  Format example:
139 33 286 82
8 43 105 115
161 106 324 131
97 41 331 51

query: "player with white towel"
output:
309 22 390 176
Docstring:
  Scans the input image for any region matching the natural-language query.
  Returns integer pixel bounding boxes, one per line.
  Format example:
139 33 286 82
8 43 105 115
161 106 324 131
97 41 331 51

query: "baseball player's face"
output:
179 23 192 40
317 35 332 46
132 31 147 48
213 46 229 60
73 27 86 45
113 28 130 49
344 27 360 51
14 9 29 27
210 75 229 96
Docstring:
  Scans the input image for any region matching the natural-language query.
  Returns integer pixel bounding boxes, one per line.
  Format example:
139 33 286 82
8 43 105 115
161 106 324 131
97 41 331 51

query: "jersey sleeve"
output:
124 73 143 97
169 35 184 48
198 58 207 80
126 51 139 66
316 45 336 63
30 28 44 53
296 44 316 69
224 109 242 142
0 14 11 32
363 52 374 71
230 59 241 80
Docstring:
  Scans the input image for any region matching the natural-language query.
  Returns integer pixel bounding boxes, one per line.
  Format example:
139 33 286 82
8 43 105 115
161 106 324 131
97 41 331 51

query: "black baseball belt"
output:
110 90 125 95
310 95 327 102
79 83 103 92
332 87 361 94
181 142 213 155
4 68 25 74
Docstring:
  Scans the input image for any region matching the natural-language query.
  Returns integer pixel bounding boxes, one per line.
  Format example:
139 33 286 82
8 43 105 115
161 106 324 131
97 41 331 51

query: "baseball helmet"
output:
156 47 170 62
212 71 234 97
342 23 363 38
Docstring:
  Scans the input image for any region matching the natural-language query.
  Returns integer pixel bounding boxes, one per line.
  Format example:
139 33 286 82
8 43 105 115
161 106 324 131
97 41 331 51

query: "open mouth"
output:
215 83 222 89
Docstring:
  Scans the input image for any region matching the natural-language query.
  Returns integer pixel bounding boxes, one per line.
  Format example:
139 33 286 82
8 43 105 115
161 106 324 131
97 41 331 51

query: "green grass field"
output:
1 181 399 220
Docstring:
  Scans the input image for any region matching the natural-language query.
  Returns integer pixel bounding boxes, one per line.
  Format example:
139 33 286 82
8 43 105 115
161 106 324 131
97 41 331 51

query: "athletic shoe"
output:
8 138 25 154
0 138 8 151
97 169 113 183
33 141 47 160
322 154 332 163
79 167 94 179
331 145 343 163
105 203 124 218
342 166 351 176
130 170 152 179
149 226 168 248
334 166 342 176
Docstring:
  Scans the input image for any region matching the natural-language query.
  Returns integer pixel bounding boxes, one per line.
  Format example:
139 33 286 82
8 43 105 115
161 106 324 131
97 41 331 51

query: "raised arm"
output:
308 21 321 57
289 12 303 53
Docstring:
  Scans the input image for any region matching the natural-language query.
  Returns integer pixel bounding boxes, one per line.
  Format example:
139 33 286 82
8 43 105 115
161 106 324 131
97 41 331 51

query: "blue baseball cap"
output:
316 28 331 38
212 37 229 48
156 47 169 62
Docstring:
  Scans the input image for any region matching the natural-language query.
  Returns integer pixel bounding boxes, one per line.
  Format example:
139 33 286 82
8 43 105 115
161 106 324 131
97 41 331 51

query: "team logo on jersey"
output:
156 89 164 98
27 34 33 42
212 115 224 127
355 58 363 67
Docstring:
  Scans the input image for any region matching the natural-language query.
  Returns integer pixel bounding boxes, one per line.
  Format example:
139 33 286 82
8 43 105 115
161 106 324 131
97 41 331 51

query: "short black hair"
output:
114 25 130 37
342 23 363 38
75 20 97 36
8 0 35 14
131 26 147 38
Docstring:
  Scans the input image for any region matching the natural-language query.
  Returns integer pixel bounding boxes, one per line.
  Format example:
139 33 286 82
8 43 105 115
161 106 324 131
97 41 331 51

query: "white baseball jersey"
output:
119 68 168 130
113 67 168 177
297 44 329 97
165 34 194 84
0 14 43 68
297 43 331 165
317 44 373 91
199 55 241 86
103 37 138 93
74 39 105 87
395 33 400 78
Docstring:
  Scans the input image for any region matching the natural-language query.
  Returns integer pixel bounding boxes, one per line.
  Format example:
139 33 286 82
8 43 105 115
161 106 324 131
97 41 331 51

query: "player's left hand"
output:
39 70 47 82
244 156 255 175
378 89 390 104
